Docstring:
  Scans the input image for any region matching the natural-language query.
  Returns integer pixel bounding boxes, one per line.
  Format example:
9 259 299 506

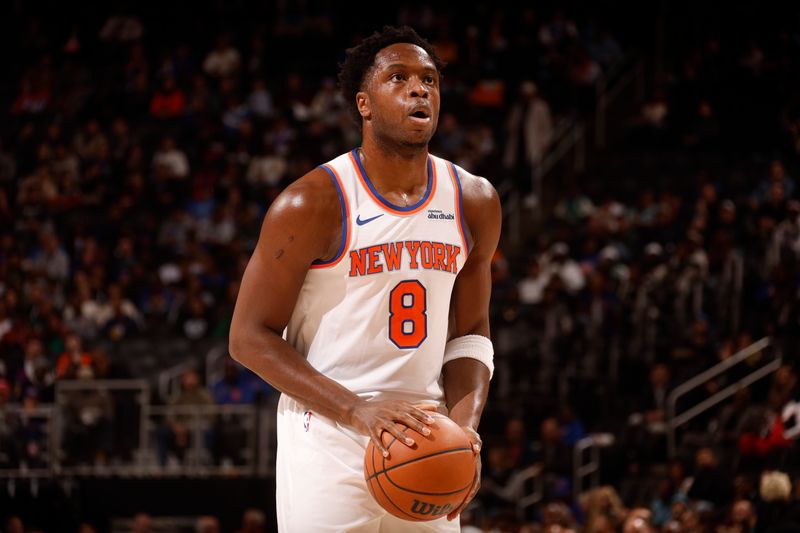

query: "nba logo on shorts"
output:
303 410 313 432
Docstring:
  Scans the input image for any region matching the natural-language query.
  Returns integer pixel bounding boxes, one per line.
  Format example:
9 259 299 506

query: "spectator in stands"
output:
503 417 534 469
478 439 518 511
682 100 721 149
539 9 578 48
0 378 19 467
0 301 11 347
548 242 586 294
751 159 796 208
554 184 596 226
712 387 758 450
177 295 212 341
16 388 49 468
203 34 240 79
55 333 93 380
247 79 274 120
99 287 141 342
649 479 683 528
503 81 553 194
211 357 271 405
541 501 578 532
4 516 23 533
518 257 548 306
61 364 113 465
234 508 267 533
687 447 734 509
558 405 587 446
16 351 53 404
633 89 669 146
622 510 656 533
725 499 758 532
768 366 797 411
195 516 221 533
126 513 152 533
24 229 70 282
588 29 623 70
757 470 800 532
582 486 626 533
157 370 215 466
221 95 250 138
309 77 346 127
152 136 189 181
99 13 143 43
149 75 186 120
533 416 573 498
627 363 672 465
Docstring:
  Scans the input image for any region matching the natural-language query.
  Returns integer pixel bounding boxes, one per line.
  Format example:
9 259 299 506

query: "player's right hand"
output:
348 400 437 457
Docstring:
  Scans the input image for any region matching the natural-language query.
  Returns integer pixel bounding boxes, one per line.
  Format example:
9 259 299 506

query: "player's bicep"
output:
449 175 501 338
232 182 336 337
236 228 310 333
450 248 493 338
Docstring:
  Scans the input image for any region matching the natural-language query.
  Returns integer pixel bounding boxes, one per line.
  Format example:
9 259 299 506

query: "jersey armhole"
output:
310 164 350 268
446 161 472 255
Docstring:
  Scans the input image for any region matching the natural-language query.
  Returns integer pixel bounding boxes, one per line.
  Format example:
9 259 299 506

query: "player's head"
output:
338 26 445 150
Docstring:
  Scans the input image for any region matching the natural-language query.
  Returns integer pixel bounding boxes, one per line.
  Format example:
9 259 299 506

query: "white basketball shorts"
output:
276 394 463 532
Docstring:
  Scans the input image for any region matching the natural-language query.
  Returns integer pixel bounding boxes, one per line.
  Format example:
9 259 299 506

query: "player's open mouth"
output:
408 109 431 124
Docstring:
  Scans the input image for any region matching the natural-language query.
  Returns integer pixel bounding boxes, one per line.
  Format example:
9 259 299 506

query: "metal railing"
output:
0 380 276 479
499 116 584 245
511 464 544 521
53 379 150 472
499 54 643 245
573 436 601 495
158 360 200 402
595 55 645 149
538 117 586 181
0 405 55 478
666 337 779 456
143 404 259 476
205 343 229 386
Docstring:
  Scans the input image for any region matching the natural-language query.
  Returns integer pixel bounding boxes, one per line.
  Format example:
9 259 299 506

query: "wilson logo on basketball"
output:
410 500 453 516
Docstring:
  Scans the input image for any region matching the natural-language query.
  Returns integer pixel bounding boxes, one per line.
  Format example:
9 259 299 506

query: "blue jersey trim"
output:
350 148 434 213
449 162 472 254
311 165 348 266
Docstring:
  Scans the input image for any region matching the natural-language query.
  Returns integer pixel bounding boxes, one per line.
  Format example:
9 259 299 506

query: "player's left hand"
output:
447 426 481 521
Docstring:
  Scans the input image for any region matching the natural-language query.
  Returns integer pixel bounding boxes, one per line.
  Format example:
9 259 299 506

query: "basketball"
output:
364 412 476 522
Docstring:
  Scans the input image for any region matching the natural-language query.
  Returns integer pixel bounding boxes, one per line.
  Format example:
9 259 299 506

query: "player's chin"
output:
400 127 436 147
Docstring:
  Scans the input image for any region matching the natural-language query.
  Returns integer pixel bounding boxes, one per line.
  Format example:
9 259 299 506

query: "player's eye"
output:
391 73 405 82
424 76 435 84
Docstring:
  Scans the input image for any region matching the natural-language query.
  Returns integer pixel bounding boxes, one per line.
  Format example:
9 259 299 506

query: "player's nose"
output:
408 77 429 98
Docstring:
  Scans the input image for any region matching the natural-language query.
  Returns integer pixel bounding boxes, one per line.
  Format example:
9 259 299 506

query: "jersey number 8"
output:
388 280 427 349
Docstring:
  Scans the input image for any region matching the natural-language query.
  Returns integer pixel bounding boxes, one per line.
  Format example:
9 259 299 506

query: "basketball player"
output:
229 26 500 532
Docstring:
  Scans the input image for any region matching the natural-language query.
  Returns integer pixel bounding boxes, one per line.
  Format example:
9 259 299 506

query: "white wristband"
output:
443 335 494 379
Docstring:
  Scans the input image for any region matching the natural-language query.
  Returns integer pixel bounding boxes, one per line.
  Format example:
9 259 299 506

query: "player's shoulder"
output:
449 163 500 213
268 166 341 222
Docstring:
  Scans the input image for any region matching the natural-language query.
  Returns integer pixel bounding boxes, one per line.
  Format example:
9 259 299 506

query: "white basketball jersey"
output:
285 149 471 404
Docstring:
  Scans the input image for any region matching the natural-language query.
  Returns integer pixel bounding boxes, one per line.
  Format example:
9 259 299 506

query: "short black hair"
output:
337 25 445 128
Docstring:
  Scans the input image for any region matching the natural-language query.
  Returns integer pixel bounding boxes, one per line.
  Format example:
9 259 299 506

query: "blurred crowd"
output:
4 508 269 533
1 1 799 532
471 6 800 532
0 2 623 473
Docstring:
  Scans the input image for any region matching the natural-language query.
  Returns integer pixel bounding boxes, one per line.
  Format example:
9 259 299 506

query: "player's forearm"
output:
229 328 360 424
442 358 490 430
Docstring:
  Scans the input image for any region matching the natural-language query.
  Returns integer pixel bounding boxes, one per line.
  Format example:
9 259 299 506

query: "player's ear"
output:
356 91 371 120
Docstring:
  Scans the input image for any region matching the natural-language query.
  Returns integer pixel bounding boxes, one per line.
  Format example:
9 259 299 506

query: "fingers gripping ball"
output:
364 413 476 522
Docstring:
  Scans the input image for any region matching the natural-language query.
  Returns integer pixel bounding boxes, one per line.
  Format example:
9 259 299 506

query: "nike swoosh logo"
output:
356 214 384 226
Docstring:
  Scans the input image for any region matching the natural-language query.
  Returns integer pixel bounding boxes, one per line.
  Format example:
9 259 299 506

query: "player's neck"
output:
358 138 429 195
